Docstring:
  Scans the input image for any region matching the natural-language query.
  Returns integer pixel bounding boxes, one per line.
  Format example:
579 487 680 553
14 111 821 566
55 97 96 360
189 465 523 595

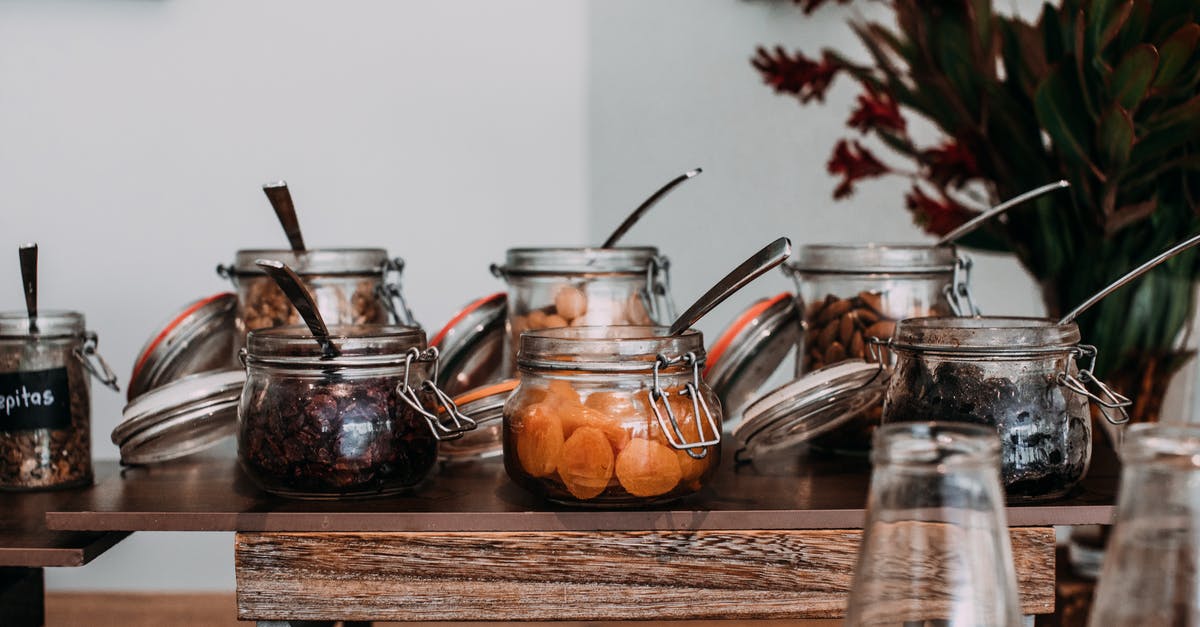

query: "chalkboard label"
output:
0 367 72 432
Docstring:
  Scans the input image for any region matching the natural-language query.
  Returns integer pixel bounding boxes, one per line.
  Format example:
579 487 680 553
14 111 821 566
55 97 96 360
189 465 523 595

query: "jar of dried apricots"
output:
781 243 975 453
490 248 675 373
503 326 721 506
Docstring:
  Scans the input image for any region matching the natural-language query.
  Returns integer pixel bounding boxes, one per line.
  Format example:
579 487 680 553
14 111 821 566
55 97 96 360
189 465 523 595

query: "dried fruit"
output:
557 426 615 500
559 403 630 451
515 403 564 478
615 438 682 497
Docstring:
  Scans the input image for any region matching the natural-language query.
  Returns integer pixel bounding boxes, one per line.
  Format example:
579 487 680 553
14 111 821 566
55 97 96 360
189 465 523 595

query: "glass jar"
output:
0 311 119 490
218 248 416 344
846 422 1022 627
491 248 675 371
881 317 1130 502
237 324 474 499
504 326 721 506
1090 423 1200 626
783 243 974 453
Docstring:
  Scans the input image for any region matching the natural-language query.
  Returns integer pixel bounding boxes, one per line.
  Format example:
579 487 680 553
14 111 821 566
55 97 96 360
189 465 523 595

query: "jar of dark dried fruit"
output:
237 324 475 499
218 249 416 346
0 311 119 490
782 243 975 452
504 326 721 507
881 316 1130 502
491 248 675 373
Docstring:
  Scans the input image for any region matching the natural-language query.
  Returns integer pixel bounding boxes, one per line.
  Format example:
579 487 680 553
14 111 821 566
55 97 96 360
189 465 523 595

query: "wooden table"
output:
46 445 1117 624
0 462 129 626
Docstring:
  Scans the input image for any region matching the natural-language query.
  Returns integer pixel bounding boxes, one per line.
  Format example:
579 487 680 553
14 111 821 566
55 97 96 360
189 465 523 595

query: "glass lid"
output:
437 378 517 463
127 293 238 401
113 369 245 465
733 360 887 460
705 293 800 422
431 293 508 396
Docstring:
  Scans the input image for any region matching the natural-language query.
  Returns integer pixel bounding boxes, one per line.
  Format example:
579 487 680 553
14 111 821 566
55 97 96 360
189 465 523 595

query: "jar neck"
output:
500 247 660 276
791 243 957 274
230 248 390 277
517 326 705 375
1121 423 1200 469
892 316 1081 356
245 324 426 369
0 310 86 339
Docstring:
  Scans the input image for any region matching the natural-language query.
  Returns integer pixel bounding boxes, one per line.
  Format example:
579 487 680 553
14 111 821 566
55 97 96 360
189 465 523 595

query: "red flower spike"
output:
795 0 853 14
752 47 843 104
905 185 980 236
921 140 980 188
827 140 890 199
847 88 906 135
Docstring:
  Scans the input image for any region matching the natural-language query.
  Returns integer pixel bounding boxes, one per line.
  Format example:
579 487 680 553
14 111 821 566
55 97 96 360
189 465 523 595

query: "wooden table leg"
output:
0 567 44 627
235 528 1056 622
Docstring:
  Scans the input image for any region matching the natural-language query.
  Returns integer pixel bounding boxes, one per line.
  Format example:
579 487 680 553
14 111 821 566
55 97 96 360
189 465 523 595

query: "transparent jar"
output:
783 243 974 452
1090 423 1200 627
881 317 1130 502
0 311 119 490
237 324 474 499
491 248 675 371
218 248 416 344
504 326 721 506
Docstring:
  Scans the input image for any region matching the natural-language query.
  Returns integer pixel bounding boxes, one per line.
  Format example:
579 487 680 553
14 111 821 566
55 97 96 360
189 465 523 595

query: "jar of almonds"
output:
782 243 974 452
491 247 674 374
218 249 417 348
504 326 721 506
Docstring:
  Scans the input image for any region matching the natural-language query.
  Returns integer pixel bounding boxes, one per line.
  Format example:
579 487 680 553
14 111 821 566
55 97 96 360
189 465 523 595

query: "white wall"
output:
0 0 587 590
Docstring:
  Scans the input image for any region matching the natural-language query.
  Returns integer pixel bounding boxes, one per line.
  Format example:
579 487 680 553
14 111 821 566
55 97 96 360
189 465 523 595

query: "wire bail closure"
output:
945 254 980 316
643 254 675 323
378 256 417 327
76 331 120 392
397 346 478 441
647 351 721 459
1058 344 1132 425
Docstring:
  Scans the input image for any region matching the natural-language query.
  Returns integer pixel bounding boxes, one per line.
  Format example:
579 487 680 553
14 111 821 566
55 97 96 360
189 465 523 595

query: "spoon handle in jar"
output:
936 180 1070 246
602 168 702 248
18 243 37 334
1059 232 1200 325
262 181 307 252
255 259 339 357
669 237 792 336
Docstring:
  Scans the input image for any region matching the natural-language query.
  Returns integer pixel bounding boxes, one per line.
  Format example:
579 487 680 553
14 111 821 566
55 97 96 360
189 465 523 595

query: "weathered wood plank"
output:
236 528 1055 621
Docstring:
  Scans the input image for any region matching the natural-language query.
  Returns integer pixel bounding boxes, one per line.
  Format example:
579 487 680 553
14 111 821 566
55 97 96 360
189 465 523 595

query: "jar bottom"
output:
253 478 431 501
0 472 94 492
545 493 689 509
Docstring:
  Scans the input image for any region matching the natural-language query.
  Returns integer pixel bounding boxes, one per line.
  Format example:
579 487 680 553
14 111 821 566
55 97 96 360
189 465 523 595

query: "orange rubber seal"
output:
704 292 793 377
430 292 506 348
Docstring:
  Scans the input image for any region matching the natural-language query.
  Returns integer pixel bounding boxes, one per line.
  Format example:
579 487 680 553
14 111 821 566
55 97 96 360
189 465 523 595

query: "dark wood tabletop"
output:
44 439 1118 533
0 462 129 567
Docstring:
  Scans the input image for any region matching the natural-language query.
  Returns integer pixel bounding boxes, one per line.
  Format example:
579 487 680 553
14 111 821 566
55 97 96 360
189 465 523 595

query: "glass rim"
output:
1122 423 1200 467
229 248 391 275
517 325 704 373
500 246 660 275
0 310 86 339
872 422 1000 468
892 316 1081 354
789 242 958 274
246 323 426 366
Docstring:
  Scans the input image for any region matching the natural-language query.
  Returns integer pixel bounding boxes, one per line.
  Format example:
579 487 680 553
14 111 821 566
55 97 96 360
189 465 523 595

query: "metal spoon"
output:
1059 233 1200 325
262 181 306 252
937 180 1070 245
602 168 702 248
255 259 338 357
669 237 792 335
18 243 37 334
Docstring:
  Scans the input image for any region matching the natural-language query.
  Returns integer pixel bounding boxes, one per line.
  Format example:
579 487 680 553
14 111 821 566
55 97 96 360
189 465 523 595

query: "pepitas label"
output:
0 367 71 432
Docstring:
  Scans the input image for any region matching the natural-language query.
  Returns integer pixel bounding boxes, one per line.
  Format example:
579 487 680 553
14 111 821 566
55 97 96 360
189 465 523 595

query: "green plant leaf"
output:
1118 0 1153 52
1153 23 1200 88
1097 104 1135 169
1041 3 1067 62
1110 43 1160 109
1096 0 1135 51
1035 64 1099 173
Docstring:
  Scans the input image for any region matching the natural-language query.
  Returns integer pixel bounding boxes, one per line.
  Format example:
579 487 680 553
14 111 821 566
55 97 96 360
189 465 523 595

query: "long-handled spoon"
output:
602 168 702 248
669 237 792 336
18 243 37 334
255 259 338 357
1059 233 1200 325
937 180 1070 245
262 181 306 252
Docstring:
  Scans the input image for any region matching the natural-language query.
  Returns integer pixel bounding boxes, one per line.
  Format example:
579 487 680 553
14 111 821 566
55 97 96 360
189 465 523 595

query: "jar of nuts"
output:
782 243 975 452
491 247 675 373
218 249 416 346
504 326 721 507
1 311 119 490
238 324 476 499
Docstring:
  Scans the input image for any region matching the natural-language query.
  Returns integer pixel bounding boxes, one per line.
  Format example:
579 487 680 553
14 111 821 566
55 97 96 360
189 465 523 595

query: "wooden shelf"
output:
0 462 128 568
45 441 1117 533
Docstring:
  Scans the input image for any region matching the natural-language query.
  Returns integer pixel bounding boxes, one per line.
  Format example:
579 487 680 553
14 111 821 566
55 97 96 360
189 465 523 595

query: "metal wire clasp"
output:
378 256 417 327
75 331 120 392
397 346 478 441
643 255 675 322
1057 344 1131 425
647 352 721 459
945 254 981 316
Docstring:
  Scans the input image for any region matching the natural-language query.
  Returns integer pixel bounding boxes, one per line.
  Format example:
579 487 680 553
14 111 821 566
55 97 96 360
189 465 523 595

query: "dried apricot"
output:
560 403 630 451
648 390 702 446
615 438 682 497
516 403 564 478
557 426 615 500
584 391 640 420
547 379 582 408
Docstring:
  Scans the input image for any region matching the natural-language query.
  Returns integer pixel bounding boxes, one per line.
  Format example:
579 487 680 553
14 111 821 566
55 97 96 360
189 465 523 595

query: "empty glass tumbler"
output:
1089 423 1200 627
845 422 1022 627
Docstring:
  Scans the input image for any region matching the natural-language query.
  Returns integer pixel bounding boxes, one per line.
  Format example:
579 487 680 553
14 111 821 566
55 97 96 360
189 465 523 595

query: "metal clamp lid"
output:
945 254 980 316
431 293 508 396
647 351 721 459
378 256 417 327
705 293 801 421
1057 344 1132 425
76 331 120 392
397 346 479 441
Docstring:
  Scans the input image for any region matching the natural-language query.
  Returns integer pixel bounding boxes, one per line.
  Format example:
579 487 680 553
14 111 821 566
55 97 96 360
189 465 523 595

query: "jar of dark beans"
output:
237 324 476 499
881 316 1130 502
0 311 119 490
